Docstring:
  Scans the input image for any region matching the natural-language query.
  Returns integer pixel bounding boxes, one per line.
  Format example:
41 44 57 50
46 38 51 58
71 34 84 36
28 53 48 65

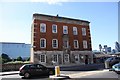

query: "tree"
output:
26 57 30 61
16 56 23 61
1 53 11 63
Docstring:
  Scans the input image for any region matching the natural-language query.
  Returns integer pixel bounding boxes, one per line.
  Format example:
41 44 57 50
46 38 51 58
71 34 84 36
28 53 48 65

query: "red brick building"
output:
31 13 93 65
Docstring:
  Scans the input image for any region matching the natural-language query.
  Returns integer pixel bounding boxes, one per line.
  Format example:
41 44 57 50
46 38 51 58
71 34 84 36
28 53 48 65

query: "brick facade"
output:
31 13 93 66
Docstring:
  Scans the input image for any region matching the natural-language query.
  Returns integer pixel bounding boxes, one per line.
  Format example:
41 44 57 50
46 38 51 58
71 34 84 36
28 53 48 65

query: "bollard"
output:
55 66 60 77
49 66 70 79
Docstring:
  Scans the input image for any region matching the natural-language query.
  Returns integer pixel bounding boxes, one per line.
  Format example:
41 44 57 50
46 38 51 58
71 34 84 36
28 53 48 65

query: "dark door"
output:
85 55 88 64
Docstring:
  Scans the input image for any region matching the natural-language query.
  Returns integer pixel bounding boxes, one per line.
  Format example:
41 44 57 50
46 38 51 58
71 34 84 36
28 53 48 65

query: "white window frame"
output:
74 40 79 49
39 54 46 63
73 27 78 35
40 23 46 33
64 54 69 62
63 26 68 34
53 54 58 63
52 39 58 48
83 40 88 49
63 40 69 48
40 38 46 48
82 28 86 36
52 24 57 33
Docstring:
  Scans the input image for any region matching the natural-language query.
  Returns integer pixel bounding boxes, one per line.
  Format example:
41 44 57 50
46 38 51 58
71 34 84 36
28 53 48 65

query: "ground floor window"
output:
64 54 69 62
53 54 58 63
40 54 46 63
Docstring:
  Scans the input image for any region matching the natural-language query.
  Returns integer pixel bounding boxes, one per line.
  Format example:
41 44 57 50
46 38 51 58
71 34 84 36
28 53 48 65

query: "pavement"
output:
50 69 111 79
0 71 19 76
66 69 110 78
0 69 110 78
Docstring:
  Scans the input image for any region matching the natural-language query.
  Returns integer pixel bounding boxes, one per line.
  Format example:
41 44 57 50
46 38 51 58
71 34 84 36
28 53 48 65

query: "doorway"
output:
85 55 88 64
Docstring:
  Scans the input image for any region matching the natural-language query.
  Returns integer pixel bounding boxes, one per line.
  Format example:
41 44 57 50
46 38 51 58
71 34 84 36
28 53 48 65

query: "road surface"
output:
0 70 119 79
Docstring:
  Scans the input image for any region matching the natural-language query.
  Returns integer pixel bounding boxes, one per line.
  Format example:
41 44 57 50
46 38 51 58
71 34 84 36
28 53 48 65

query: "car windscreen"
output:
106 58 113 61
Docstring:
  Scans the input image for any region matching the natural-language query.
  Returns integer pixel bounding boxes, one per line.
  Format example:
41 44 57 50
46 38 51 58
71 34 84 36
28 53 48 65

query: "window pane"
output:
53 55 58 62
83 40 87 49
40 38 46 48
40 23 46 32
40 54 46 62
82 28 86 36
52 39 58 48
63 26 68 34
73 27 78 35
74 40 79 48
52 24 57 33
41 40 44 47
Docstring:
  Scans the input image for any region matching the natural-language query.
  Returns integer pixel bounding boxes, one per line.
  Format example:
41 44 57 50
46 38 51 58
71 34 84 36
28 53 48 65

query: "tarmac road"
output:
0 70 119 80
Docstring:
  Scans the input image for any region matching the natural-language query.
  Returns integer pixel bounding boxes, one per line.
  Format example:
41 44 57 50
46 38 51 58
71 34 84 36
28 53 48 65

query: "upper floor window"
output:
74 40 79 49
52 24 57 33
40 38 46 48
82 28 86 36
52 39 58 48
73 27 78 35
40 23 46 33
63 26 68 34
83 40 88 49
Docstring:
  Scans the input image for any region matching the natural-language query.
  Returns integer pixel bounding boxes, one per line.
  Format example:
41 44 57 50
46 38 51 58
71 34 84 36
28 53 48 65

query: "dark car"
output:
19 64 55 78
105 57 120 69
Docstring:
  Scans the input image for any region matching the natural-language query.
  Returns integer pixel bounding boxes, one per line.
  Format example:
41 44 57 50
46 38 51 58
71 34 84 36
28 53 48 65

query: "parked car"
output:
105 57 120 68
111 62 120 74
19 64 55 78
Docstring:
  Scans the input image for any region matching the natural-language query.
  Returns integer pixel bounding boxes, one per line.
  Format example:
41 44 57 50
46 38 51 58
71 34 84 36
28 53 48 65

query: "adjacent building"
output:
0 42 30 59
31 13 93 65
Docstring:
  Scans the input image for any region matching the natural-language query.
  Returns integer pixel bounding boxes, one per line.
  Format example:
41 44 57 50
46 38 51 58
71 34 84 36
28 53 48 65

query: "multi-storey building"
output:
0 42 30 59
31 13 93 65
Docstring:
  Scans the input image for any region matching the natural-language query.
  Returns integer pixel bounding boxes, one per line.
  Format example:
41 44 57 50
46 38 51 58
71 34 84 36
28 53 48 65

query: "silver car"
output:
112 62 120 74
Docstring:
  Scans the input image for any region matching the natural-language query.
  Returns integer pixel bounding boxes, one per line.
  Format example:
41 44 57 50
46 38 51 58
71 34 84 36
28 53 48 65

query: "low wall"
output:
1 63 27 72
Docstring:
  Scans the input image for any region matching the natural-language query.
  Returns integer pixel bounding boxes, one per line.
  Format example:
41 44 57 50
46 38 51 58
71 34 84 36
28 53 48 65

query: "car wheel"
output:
24 72 30 78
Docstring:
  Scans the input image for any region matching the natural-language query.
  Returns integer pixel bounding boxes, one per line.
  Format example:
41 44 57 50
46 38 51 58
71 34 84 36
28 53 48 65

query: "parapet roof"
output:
33 13 90 23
